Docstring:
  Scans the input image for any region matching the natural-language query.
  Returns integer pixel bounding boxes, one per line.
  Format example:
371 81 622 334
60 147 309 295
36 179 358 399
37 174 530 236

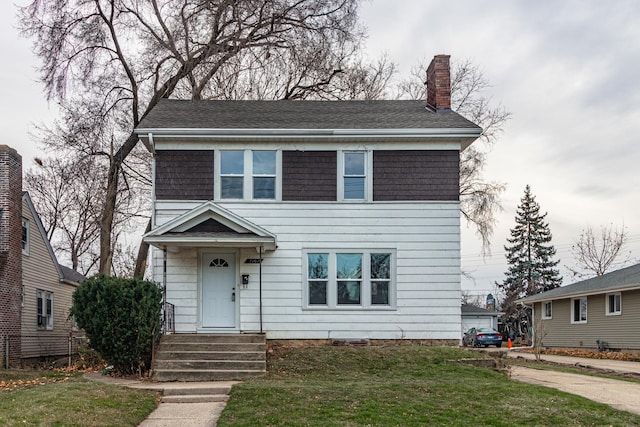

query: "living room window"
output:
542 301 552 319
218 150 279 200
571 297 587 323
606 293 621 316
304 250 395 309
22 218 29 255
37 290 53 330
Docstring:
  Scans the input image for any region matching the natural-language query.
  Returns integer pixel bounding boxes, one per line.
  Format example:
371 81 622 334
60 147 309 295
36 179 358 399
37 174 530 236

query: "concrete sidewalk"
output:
84 373 237 426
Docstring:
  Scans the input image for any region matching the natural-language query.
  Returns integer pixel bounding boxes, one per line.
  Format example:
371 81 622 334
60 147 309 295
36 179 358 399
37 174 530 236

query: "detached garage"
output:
461 304 502 334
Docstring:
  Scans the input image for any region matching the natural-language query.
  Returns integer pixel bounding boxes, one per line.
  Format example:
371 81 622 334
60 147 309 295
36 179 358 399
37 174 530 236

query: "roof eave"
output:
518 283 640 304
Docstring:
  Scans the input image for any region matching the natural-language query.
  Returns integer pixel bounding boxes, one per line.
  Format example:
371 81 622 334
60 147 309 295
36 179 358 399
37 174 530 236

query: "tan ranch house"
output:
519 263 640 351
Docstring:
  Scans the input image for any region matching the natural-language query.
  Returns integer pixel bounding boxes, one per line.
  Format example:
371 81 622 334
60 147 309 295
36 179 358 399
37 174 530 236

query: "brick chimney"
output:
426 54 451 112
0 145 23 368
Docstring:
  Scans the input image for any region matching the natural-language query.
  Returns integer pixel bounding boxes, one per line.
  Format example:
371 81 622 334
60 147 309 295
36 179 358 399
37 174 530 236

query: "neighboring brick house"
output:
0 145 84 367
137 55 482 343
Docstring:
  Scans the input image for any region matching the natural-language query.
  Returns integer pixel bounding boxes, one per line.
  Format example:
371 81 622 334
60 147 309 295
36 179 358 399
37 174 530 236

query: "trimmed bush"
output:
71 275 162 375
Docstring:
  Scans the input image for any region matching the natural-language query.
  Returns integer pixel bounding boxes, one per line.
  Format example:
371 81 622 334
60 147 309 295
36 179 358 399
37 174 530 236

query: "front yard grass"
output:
0 370 158 426
218 346 640 426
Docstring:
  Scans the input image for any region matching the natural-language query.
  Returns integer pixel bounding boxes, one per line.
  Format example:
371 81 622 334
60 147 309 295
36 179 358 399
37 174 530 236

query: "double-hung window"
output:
22 218 29 255
37 290 53 330
220 151 245 199
606 293 621 316
541 301 552 319
305 250 394 309
219 150 278 200
341 151 367 200
571 297 587 323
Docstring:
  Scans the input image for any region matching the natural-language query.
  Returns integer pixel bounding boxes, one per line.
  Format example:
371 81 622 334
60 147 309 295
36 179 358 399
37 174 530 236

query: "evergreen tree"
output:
498 185 562 329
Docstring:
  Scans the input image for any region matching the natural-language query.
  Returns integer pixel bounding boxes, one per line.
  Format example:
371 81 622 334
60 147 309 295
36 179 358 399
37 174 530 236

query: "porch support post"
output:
259 245 263 334
163 245 167 333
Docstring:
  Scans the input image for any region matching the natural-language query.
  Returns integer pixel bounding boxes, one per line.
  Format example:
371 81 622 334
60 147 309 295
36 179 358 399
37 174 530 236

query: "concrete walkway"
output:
84 373 237 426
505 350 640 415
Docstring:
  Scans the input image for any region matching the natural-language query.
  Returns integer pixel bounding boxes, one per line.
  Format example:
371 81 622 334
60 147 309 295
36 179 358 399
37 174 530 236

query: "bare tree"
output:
398 58 510 252
568 224 632 278
20 0 366 276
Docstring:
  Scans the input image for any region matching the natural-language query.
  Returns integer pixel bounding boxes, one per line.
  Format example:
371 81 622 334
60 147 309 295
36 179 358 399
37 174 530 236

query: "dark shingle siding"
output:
373 151 459 201
282 151 337 201
137 99 480 131
155 150 214 200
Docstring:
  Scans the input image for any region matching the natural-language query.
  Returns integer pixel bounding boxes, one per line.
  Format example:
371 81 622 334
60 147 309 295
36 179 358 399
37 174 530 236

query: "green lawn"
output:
218 346 640 426
0 371 158 426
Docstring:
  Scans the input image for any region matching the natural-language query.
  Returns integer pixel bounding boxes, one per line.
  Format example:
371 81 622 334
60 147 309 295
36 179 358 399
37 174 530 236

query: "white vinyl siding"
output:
153 201 462 340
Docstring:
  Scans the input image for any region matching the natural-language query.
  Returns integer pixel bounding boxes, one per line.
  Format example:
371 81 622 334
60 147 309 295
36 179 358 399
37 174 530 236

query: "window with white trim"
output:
22 218 29 255
37 290 53 330
571 297 587 323
305 250 394 309
218 150 279 200
542 301 552 319
606 293 621 316
340 151 367 201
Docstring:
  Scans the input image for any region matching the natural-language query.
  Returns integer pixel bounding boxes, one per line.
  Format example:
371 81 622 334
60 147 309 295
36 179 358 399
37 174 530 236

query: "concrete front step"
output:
155 360 265 370
163 333 265 343
154 369 266 382
163 385 232 396
156 350 265 361
159 343 265 352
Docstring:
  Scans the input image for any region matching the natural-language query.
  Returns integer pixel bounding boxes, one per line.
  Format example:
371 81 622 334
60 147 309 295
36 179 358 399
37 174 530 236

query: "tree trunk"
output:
134 219 152 278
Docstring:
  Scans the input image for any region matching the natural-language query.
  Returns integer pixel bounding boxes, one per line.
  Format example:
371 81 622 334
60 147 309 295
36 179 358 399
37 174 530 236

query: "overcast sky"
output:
2 1 639 297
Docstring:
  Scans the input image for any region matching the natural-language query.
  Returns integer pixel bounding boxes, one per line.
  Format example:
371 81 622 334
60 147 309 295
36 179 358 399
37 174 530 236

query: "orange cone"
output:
508 338 513 349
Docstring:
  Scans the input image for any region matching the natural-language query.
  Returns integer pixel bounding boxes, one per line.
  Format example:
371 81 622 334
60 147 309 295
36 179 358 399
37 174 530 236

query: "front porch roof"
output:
143 201 277 251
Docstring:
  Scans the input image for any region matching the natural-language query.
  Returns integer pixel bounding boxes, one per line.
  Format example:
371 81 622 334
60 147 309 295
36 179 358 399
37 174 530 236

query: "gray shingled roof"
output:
136 99 481 131
520 263 640 304
461 304 502 316
58 264 85 285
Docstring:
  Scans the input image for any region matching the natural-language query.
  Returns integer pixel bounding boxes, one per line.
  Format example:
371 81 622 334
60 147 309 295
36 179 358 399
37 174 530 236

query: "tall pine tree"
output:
498 185 562 326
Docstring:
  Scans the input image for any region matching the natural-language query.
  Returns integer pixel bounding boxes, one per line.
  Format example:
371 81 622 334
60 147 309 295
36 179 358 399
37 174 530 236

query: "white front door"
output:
201 252 236 328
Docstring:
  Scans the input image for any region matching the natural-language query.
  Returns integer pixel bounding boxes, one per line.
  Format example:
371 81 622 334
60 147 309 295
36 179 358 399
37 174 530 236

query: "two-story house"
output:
0 145 84 368
138 55 482 344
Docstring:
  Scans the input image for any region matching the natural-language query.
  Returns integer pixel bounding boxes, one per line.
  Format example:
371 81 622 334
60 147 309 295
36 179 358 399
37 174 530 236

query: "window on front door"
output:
305 250 394 309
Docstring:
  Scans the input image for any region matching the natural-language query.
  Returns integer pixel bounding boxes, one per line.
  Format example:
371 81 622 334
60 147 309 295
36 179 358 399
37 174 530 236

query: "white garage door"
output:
461 316 493 334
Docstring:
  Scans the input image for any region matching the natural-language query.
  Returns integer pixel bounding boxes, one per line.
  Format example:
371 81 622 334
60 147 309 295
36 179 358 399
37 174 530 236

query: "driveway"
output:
510 365 640 415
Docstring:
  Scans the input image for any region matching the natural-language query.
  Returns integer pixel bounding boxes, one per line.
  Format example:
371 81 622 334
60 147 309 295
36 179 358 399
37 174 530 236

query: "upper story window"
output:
542 301 552 320
606 293 621 316
220 151 245 199
341 152 366 200
22 218 30 255
252 151 276 199
218 150 279 201
571 297 587 324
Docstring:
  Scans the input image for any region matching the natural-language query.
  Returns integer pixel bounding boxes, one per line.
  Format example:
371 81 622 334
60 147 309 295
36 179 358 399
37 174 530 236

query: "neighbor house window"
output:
305 250 394 309
606 293 621 316
22 218 29 255
341 152 366 200
542 301 552 319
219 150 279 200
37 290 53 330
571 297 587 323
